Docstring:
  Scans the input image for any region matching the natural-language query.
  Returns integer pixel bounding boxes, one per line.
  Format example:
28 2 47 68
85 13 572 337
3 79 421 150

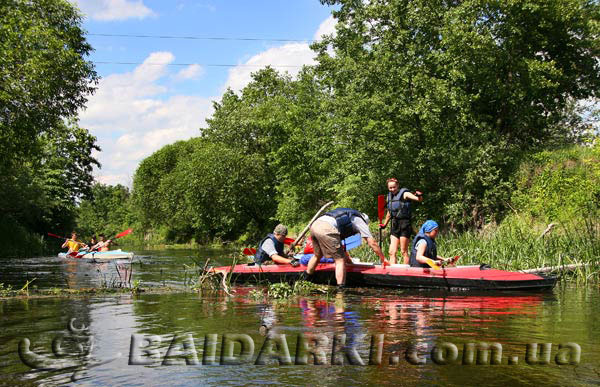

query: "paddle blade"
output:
424 258 441 270
47 232 65 239
377 195 386 222
243 248 257 256
342 234 362 251
284 237 295 245
115 228 133 239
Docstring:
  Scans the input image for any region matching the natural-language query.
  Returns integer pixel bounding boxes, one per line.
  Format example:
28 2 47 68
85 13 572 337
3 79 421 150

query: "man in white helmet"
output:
305 208 389 288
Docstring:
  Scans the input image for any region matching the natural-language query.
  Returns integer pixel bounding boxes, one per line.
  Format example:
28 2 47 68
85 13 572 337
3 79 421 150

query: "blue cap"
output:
419 220 439 234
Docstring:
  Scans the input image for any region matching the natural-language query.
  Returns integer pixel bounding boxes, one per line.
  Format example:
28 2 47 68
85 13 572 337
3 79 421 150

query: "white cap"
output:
361 213 370 224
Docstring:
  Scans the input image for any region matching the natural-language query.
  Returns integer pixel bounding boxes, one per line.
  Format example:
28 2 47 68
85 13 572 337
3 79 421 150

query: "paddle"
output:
424 255 460 270
242 236 295 256
377 194 385 248
47 232 86 245
243 247 256 256
441 255 460 267
286 201 334 255
89 228 133 252
424 258 441 270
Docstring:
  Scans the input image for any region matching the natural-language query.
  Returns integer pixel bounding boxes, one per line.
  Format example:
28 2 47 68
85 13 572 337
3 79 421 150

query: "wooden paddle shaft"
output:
287 201 334 253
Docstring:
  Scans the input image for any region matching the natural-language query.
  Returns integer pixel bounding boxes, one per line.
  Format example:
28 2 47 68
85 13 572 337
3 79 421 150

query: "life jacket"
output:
66 240 81 252
254 233 284 264
409 232 438 268
388 188 411 219
303 236 314 254
324 208 366 240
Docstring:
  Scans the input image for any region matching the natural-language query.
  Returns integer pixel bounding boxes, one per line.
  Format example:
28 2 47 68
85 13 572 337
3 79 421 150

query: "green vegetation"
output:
123 0 599 247
77 183 134 240
267 281 331 299
0 0 99 257
2 0 599 265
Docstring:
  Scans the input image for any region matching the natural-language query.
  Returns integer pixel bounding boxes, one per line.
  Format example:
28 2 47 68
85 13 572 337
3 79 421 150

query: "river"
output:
0 248 599 386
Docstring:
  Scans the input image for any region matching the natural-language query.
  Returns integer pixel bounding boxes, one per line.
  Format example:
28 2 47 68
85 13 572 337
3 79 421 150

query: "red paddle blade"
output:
377 195 386 222
242 248 257 256
115 228 133 239
48 232 65 239
284 237 295 245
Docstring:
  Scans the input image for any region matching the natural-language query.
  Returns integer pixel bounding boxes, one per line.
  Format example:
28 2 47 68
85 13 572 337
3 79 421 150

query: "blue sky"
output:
73 0 336 186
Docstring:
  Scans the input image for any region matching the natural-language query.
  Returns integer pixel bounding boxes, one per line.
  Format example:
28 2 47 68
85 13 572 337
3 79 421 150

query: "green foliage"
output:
132 138 276 243
512 144 600 223
125 0 599 245
0 283 14 297
267 282 293 299
311 0 600 227
0 0 98 257
0 0 97 167
77 183 133 240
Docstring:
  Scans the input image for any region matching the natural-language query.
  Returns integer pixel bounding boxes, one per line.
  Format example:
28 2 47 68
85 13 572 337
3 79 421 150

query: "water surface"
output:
1 249 598 385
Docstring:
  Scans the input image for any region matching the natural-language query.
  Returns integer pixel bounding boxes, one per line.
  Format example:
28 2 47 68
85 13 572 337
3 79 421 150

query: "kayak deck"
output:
58 249 134 262
210 262 557 291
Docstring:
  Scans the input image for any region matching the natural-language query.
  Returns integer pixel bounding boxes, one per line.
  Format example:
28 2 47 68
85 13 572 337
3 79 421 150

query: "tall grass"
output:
350 214 600 282
438 215 600 282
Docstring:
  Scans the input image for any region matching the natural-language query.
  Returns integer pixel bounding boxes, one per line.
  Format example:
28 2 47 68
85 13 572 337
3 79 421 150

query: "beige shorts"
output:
310 220 345 260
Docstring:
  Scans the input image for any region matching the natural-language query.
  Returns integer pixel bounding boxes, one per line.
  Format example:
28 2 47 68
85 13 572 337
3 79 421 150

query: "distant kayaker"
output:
305 208 389 289
255 224 300 267
88 235 97 248
61 231 86 253
379 177 423 265
91 234 114 252
409 220 455 268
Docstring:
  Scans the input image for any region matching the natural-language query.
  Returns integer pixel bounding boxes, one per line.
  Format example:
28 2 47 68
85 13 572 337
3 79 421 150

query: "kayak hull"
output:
59 249 134 261
210 262 557 291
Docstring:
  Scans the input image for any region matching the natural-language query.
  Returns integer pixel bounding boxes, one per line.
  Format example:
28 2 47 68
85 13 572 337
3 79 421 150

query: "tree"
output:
0 120 100 233
0 0 98 168
313 0 600 227
0 0 98 256
77 183 132 238
131 139 276 242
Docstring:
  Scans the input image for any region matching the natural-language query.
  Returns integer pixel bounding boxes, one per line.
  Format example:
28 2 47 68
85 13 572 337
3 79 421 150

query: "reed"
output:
351 215 600 282
439 217 600 282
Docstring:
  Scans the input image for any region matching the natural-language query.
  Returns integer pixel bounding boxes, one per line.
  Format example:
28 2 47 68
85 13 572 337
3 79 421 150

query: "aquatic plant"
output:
268 282 293 299
0 283 13 297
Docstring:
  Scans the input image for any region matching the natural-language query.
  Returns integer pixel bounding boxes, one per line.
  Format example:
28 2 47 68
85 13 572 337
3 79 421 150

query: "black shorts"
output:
391 218 413 238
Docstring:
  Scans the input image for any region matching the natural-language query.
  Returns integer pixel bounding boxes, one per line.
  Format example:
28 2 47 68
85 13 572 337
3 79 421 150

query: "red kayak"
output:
209 262 557 291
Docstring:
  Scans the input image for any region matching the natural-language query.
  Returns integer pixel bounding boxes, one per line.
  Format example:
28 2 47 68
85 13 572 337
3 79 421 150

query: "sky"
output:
72 0 337 186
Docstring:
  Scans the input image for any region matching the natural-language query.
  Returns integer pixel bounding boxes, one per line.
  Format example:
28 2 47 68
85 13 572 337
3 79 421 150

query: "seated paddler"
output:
409 220 456 268
255 224 300 267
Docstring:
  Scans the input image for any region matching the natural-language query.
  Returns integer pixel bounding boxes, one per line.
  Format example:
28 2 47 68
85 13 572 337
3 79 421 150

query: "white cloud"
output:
222 43 317 93
79 52 214 186
73 0 156 21
314 15 337 40
81 15 338 186
174 64 205 81
222 15 337 93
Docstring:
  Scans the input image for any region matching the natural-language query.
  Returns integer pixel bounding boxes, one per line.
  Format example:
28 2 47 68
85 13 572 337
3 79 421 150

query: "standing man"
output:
380 178 423 264
255 224 299 267
305 208 389 288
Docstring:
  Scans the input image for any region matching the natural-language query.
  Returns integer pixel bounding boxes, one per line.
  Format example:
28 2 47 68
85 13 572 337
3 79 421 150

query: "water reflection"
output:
1 249 599 385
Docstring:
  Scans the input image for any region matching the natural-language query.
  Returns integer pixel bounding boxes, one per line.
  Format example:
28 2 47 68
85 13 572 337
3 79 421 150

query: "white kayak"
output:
59 249 134 261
